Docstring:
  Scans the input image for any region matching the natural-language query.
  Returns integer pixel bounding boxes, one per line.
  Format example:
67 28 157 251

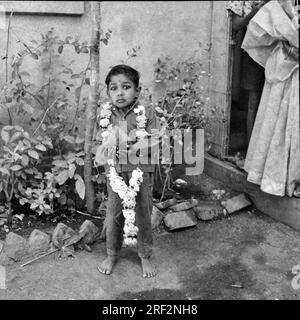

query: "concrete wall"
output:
0 1 213 125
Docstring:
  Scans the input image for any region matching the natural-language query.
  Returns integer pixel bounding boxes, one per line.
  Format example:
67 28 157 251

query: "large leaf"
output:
21 154 29 167
55 170 69 185
10 131 22 143
2 125 14 131
0 167 10 176
75 175 85 200
10 165 23 171
63 135 75 144
27 149 39 160
35 144 47 151
52 160 68 168
1 130 10 144
68 163 76 179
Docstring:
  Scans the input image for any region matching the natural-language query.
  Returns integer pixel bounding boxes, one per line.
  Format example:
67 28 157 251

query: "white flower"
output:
123 237 137 247
100 109 112 118
134 105 145 114
102 102 112 110
99 118 110 128
101 130 110 139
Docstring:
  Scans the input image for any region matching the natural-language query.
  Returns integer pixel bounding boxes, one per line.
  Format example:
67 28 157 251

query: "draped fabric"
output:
242 0 299 197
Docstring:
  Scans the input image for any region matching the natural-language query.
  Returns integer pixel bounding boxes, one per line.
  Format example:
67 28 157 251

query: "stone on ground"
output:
151 206 164 229
221 193 252 214
0 232 29 265
155 198 178 210
169 199 199 212
193 201 226 221
28 229 51 255
163 209 197 231
52 223 77 248
79 220 99 245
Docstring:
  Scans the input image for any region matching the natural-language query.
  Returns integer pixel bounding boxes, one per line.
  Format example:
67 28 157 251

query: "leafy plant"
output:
0 125 52 223
150 54 225 199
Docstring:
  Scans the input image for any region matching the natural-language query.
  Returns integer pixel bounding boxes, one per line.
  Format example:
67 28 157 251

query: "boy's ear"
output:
136 86 141 96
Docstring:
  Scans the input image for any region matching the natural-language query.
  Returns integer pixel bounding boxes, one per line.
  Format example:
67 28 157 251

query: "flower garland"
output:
99 102 147 246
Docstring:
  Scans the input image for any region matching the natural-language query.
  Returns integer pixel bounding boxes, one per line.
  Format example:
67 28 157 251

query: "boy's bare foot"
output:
97 255 117 275
141 258 156 278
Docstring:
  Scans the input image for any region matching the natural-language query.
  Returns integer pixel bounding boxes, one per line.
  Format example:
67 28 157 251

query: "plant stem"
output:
5 10 14 83
31 96 60 137
71 57 91 133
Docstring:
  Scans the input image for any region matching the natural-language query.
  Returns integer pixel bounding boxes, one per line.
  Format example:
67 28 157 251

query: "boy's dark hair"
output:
105 64 140 88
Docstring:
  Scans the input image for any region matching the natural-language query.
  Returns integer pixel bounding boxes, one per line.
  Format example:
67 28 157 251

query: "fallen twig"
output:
20 234 83 267
20 248 58 267
73 209 103 220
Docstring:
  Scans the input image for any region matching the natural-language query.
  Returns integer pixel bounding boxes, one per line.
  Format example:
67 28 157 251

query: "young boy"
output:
95 65 158 278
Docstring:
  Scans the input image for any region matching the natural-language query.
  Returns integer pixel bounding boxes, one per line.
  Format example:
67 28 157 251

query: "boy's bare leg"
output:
98 255 118 275
141 257 156 278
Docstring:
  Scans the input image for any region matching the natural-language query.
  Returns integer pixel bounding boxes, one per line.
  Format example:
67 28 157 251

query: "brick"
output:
79 220 99 245
169 199 199 212
51 223 77 248
28 229 51 255
221 194 252 214
163 209 197 231
0 232 29 265
155 198 178 210
151 206 164 229
194 201 226 221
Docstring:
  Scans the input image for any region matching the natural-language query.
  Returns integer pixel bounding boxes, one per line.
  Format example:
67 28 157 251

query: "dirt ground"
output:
1 209 300 300
0 173 300 300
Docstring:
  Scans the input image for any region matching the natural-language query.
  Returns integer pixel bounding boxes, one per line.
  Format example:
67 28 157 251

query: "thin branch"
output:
5 10 14 82
31 96 60 137
71 57 91 132
73 209 103 220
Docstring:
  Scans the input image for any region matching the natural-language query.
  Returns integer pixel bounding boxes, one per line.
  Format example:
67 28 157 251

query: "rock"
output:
221 194 252 214
163 209 197 231
155 198 178 210
28 229 51 255
79 220 99 245
169 199 199 212
52 223 77 248
0 232 29 265
193 201 226 221
0 265 6 290
151 206 164 229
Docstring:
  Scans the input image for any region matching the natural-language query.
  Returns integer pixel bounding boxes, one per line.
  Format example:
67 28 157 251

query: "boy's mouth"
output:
116 99 126 103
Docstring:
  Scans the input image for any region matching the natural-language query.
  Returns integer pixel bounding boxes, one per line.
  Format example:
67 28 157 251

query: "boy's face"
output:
107 74 140 109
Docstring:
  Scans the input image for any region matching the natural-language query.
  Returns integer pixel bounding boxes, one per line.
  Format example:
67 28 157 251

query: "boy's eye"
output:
123 85 131 90
109 86 117 91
